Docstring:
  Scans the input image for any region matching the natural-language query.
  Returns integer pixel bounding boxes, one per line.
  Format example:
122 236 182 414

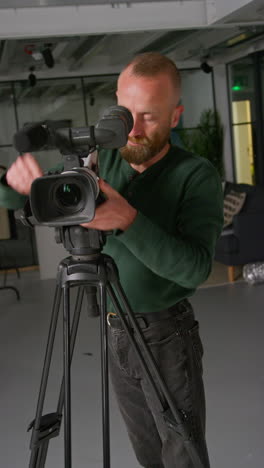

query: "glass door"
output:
228 52 264 185
228 56 256 184
232 100 254 184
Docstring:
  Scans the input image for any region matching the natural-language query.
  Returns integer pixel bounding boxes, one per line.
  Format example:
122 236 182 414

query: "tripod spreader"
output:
28 412 62 448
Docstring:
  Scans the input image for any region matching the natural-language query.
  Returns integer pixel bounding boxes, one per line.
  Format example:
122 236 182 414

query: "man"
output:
0 52 223 468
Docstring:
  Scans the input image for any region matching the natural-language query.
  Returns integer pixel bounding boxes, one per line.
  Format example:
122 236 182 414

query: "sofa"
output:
214 181 264 282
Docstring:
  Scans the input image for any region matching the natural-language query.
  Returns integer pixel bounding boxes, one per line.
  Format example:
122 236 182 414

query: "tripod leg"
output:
98 282 111 468
56 286 85 415
29 285 85 468
63 284 72 468
29 285 62 468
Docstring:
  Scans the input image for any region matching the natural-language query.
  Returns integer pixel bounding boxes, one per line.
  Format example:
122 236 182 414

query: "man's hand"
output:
81 179 137 231
6 153 43 195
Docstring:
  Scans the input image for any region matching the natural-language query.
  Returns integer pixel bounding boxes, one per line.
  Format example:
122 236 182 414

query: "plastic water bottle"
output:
243 262 264 284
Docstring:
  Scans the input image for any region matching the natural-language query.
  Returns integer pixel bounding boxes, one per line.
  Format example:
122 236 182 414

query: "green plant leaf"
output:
180 109 224 178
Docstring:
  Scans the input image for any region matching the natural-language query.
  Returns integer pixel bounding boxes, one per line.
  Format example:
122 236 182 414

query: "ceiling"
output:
0 0 264 102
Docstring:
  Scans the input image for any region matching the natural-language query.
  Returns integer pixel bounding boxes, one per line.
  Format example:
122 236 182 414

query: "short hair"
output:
121 52 181 94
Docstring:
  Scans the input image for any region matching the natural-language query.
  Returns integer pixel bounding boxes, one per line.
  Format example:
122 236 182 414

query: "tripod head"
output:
55 224 108 259
54 224 111 318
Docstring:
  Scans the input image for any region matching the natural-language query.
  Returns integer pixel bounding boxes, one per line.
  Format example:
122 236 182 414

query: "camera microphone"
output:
14 123 50 153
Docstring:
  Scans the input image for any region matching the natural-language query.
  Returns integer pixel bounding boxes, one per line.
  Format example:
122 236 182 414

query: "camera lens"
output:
55 183 82 208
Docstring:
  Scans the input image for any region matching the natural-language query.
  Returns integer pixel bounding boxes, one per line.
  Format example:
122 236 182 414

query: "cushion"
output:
0 207 11 240
223 190 246 228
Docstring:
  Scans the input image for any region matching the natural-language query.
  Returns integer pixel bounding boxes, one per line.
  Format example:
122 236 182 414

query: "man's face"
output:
116 70 182 165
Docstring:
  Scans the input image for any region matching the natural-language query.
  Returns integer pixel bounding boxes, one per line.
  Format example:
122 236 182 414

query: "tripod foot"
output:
0 286 20 300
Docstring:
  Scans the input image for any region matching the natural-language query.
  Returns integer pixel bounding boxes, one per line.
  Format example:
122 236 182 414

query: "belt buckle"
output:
107 312 117 326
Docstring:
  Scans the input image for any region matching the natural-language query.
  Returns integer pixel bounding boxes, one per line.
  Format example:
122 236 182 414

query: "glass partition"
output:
15 78 86 127
181 68 215 128
0 83 17 146
172 68 215 148
228 56 256 184
83 75 117 124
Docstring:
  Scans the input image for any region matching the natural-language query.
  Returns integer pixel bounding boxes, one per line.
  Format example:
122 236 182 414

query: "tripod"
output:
27 226 205 468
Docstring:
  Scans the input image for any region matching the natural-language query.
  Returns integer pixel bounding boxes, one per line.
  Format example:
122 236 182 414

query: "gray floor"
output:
0 270 263 468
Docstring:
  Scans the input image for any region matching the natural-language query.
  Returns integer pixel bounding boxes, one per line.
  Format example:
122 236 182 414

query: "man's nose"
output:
129 116 143 137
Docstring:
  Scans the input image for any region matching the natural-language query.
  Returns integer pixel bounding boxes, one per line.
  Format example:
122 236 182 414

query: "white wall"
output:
0 2 207 39
0 147 18 169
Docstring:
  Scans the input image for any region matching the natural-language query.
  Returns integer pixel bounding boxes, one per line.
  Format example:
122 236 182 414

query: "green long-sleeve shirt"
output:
0 146 223 313
98 146 223 312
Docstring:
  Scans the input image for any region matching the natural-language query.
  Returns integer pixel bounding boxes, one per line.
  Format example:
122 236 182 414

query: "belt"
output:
107 299 191 330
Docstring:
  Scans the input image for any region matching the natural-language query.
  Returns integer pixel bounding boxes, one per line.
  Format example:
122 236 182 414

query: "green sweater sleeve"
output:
0 173 27 210
116 164 223 289
0 162 64 211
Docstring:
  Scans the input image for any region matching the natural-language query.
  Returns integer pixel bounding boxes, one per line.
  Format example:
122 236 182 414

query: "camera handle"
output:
27 252 205 468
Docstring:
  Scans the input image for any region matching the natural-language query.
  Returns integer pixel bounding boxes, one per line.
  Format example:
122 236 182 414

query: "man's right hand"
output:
6 153 43 195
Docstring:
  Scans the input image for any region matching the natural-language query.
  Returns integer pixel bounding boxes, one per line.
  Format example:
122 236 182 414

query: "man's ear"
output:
171 105 184 128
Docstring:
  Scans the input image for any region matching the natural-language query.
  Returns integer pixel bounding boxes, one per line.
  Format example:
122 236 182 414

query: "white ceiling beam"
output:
0 2 208 39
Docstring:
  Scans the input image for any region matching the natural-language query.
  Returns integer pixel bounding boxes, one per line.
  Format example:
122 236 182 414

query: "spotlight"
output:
42 45 54 68
200 61 213 74
28 67 37 87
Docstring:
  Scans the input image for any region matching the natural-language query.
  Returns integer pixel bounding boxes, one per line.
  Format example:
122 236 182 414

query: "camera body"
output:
13 106 133 228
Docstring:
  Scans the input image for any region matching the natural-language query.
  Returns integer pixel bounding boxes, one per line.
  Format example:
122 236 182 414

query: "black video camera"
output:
13 106 133 228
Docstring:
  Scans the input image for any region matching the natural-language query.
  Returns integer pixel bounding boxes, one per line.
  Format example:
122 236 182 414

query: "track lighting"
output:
42 45 54 68
200 61 213 74
28 67 37 87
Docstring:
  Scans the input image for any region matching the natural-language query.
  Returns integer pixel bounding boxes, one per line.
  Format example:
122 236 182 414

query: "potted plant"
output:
180 109 224 178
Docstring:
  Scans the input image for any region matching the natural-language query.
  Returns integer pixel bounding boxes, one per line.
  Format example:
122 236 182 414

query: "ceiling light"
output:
227 33 248 47
32 51 43 61
200 62 213 74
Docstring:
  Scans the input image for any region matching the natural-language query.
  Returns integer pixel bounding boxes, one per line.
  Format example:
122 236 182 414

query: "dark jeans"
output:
107 300 210 468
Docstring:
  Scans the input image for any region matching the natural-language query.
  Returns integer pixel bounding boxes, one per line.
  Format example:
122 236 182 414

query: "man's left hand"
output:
81 179 137 231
